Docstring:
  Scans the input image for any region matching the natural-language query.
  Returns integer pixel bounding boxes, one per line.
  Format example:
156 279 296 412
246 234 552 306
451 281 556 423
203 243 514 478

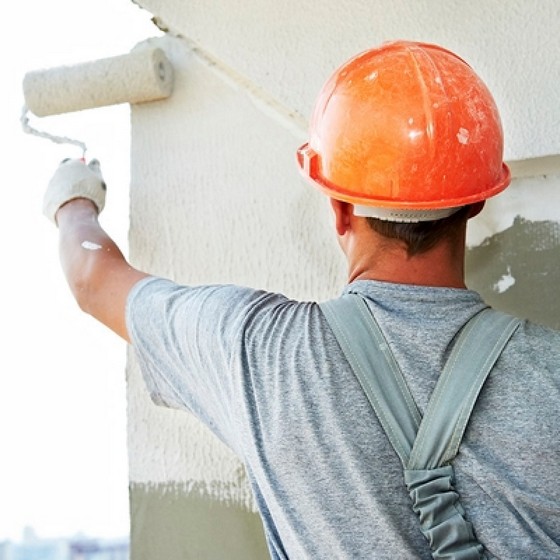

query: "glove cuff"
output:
43 160 106 225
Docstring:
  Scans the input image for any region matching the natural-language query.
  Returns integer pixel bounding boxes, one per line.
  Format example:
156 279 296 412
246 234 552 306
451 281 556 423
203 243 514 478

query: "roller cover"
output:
23 47 174 117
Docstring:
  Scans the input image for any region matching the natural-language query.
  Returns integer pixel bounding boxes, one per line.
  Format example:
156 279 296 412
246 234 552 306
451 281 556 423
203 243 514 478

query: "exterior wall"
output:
126 35 341 559
126 1 560 557
466 172 560 330
139 0 560 162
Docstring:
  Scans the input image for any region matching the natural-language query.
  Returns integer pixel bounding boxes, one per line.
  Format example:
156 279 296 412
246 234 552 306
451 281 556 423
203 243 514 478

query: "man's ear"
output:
330 198 354 236
467 201 486 219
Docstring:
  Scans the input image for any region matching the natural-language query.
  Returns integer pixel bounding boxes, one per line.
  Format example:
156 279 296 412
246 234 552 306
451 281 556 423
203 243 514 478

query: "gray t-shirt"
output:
126 276 560 559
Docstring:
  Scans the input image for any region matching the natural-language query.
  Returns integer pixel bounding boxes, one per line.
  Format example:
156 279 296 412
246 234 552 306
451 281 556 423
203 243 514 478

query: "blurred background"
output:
1 0 160 548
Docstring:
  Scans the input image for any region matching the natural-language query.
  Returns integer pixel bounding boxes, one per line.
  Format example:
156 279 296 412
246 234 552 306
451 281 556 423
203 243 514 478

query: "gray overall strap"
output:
319 294 521 560
407 307 521 470
321 293 422 463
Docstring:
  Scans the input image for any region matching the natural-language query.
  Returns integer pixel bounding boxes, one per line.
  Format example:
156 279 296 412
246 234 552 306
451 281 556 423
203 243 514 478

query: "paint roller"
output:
21 46 174 154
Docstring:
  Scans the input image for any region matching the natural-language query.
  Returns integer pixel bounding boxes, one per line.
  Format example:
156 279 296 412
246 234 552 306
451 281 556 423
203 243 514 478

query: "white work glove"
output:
43 158 106 225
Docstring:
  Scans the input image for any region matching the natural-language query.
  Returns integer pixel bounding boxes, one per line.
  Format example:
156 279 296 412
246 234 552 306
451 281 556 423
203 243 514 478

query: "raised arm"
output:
45 159 149 342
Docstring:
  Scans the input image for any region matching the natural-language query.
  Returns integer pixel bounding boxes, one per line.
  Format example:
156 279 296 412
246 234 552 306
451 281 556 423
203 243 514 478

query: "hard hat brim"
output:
297 143 511 218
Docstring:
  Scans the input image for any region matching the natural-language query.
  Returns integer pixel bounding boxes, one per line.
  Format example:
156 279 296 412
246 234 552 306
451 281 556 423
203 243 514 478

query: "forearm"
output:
56 199 148 341
57 198 125 298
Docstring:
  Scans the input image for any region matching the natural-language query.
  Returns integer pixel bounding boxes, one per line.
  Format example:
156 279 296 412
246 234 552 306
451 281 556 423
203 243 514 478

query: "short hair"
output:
365 205 472 256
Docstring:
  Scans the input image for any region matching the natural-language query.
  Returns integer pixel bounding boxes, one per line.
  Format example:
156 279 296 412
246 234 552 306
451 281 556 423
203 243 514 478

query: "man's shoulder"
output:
514 318 560 358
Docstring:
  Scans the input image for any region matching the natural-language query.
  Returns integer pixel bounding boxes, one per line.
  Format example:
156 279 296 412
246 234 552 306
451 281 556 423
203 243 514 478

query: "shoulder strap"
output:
408 307 521 469
320 294 520 467
320 294 521 559
320 295 420 465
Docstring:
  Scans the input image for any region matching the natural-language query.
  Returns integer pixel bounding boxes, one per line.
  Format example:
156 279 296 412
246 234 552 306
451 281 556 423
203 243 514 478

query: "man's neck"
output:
332 200 469 289
346 237 467 289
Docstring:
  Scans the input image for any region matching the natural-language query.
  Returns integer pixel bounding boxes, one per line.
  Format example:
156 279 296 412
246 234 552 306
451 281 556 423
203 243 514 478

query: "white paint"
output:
81 241 102 251
493 266 516 293
139 0 560 161
178 35 307 142
23 47 174 118
457 127 470 144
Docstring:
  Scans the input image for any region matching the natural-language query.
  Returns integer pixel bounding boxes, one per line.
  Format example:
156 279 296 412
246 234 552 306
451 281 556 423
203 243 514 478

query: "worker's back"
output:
127 276 560 559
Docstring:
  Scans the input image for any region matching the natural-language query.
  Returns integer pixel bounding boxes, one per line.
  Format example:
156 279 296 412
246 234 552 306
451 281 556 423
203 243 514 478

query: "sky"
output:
1 0 161 543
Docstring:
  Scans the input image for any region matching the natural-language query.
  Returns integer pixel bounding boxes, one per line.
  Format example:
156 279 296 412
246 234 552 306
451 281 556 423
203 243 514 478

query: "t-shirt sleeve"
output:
125 276 288 452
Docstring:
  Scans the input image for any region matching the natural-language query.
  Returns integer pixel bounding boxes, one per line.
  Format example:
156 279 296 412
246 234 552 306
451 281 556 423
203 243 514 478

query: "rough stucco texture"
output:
137 0 560 161
126 35 345 552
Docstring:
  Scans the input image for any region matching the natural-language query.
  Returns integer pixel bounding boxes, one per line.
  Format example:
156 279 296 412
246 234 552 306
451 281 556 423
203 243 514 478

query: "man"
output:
45 41 559 558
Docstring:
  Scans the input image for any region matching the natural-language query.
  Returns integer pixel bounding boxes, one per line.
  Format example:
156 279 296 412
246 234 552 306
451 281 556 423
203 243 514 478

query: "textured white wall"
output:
139 0 560 162
127 35 345 506
126 0 560 533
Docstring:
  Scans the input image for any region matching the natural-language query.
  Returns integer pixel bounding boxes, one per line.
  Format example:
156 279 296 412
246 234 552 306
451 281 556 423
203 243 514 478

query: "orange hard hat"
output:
297 41 510 221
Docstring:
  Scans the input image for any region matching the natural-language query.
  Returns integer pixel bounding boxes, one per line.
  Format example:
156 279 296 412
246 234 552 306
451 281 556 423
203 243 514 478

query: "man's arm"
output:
45 159 149 342
56 199 148 342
